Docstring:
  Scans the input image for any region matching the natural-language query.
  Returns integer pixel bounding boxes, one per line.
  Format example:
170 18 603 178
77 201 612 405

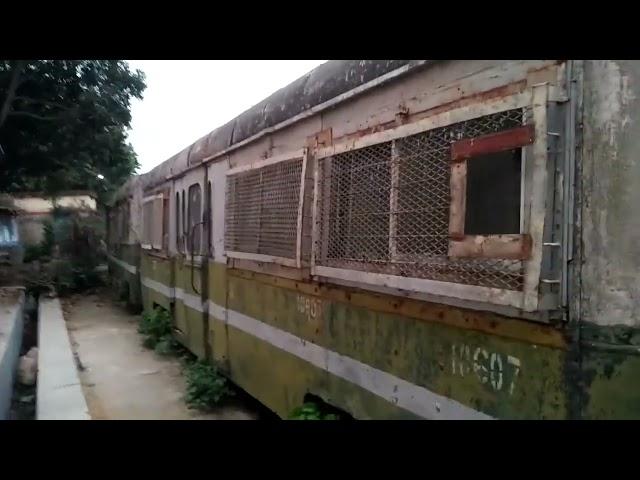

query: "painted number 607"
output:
451 344 521 395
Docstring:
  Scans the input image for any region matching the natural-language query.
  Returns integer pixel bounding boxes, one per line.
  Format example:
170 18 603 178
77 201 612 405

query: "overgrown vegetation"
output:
22 220 54 263
19 207 106 295
184 360 235 411
288 402 340 420
137 307 180 355
135 306 346 419
137 307 236 410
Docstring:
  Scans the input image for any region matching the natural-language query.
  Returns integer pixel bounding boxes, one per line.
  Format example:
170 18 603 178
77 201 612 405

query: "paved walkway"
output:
64 290 256 420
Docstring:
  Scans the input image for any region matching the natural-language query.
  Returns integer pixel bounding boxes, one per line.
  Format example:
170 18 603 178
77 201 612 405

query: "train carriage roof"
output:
112 60 431 204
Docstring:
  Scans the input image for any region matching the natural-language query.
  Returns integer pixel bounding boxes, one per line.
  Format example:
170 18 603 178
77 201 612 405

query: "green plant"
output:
22 220 55 264
138 307 178 355
23 212 106 295
142 336 157 349
184 360 234 410
289 402 340 420
70 260 103 291
138 307 172 338
48 258 103 295
154 335 180 355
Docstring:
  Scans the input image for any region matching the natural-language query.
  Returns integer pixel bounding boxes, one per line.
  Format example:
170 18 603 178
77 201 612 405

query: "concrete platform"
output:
0 287 25 420
37 296 90 420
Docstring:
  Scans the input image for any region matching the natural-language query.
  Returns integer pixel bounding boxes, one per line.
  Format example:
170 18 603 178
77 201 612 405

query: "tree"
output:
0 60 146 203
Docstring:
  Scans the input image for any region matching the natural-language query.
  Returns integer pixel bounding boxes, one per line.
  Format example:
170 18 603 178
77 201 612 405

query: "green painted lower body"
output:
220 319 418 419
138 253 208 360
221 266 566 419
576 323 640 419
173 258 207 359
120 255 640 419
107 245 142 309
140 254 172 312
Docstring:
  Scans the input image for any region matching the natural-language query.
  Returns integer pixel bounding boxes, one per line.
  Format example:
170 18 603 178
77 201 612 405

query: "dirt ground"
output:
63 289 258 420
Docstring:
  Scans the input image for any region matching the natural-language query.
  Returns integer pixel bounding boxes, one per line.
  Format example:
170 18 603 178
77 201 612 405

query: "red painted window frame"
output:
448 124 535 260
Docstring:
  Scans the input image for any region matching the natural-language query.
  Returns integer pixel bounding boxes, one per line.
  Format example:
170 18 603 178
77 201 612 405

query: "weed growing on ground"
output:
138 307 179 355
137 308 236 411
153 335 181 355
184 360 234 411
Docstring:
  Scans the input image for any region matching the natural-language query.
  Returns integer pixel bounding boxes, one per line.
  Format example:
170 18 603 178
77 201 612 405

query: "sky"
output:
126 60 327 174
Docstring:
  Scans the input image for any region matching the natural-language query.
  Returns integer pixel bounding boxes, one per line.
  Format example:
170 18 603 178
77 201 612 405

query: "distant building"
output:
12 191 98 247
0 195 20 265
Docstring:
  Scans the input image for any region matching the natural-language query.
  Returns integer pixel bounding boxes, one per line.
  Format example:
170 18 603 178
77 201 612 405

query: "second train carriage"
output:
106 60 640 419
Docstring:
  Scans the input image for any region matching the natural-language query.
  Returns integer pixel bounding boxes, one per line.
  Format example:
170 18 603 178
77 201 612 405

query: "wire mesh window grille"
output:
142 200 152 247
142 195 165 250
162 196 169 251
225 157 303 260
315 107 531 291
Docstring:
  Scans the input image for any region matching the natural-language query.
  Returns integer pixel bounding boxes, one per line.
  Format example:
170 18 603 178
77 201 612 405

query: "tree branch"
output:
13 96 72 110
7 102 80 123
6 111 65 121
0 60 27 131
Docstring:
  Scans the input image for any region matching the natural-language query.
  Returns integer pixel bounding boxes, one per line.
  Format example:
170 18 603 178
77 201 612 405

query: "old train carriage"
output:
106 60 640 419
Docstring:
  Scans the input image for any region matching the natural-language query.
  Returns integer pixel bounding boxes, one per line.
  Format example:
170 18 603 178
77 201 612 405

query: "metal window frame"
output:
311 87 551 312
207 180 213 257
225 148 309 268
187 182 203 255
174 191 180 252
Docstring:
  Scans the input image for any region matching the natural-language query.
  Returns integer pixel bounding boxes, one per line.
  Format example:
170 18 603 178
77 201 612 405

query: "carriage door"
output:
175 167 209 359
205 160 228 366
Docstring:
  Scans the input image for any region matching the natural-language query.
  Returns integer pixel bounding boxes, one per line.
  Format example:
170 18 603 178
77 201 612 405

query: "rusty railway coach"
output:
105 60 640 419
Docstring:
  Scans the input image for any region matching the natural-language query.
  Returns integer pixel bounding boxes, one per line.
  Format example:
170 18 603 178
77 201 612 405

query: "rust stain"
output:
228 268 567 349
451 125 535 162
526 64 559 88
329 81 528 147
306 128 333 149
395 103 410 125
419 80 528 119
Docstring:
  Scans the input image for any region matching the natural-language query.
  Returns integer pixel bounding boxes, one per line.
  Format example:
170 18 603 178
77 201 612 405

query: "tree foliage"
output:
0 60 146 202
